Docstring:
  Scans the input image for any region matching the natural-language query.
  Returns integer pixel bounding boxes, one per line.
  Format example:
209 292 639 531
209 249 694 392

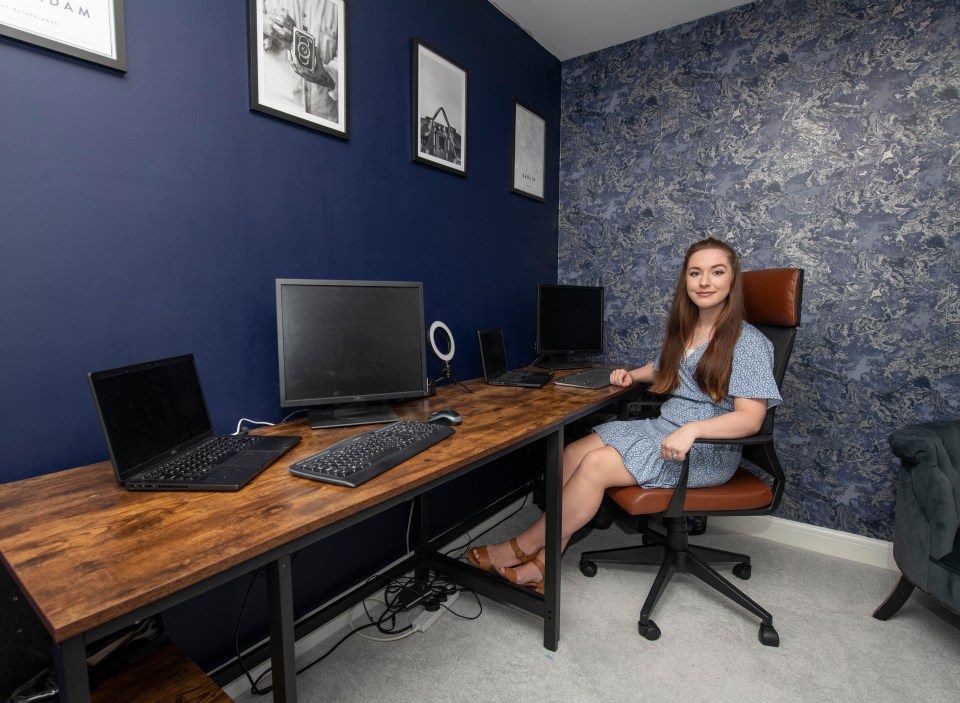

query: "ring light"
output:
429 321 455 362
428 321 472 393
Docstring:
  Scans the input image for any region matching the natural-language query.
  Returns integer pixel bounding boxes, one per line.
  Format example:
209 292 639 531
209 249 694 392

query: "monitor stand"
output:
308 403 400 430
535 354 591 371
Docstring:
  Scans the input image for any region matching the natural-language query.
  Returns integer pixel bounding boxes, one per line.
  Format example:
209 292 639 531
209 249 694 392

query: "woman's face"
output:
685 247 733 315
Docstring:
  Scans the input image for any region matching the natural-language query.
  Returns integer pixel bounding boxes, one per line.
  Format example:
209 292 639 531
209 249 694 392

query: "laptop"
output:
552 366 612 389
477 327 554 388
88 354 300 491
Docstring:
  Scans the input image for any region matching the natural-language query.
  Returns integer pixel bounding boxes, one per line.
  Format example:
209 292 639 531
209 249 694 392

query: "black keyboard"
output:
289 420 455 487
553 367 611 389
139 435 264 481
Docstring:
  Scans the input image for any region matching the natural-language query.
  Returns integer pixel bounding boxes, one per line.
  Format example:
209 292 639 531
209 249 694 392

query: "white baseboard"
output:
710 515 897 572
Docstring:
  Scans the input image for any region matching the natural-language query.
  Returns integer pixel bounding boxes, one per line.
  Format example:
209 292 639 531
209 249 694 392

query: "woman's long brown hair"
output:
649 238 745 402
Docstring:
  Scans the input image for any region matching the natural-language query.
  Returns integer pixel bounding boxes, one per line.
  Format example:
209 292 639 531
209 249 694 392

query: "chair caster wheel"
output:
689 516 707 535
759 624 779 647
579 560 597 577
638 619 660 641
732 562 752 580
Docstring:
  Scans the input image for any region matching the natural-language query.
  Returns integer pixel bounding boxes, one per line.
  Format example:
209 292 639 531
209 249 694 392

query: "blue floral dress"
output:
594 323 781 488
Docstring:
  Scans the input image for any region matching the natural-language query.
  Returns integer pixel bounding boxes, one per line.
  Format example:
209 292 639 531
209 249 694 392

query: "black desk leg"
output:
543 427 563 651
54 634 90 703
415 494 430 583
268 555 298 703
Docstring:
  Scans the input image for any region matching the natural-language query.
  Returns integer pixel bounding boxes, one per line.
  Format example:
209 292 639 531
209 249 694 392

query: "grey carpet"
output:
231 503 960 702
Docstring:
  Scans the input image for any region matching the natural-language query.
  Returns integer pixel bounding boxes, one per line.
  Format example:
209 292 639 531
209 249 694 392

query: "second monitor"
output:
276 279 430 429
535 283 605 370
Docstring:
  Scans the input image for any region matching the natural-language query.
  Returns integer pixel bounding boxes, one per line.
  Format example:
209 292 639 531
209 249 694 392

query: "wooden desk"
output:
0 375 632 702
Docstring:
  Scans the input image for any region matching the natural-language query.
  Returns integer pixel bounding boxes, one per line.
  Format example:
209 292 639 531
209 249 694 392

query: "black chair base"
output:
580 517 778 646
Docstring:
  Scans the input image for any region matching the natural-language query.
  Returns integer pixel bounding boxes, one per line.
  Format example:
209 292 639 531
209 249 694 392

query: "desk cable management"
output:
232 494 530 696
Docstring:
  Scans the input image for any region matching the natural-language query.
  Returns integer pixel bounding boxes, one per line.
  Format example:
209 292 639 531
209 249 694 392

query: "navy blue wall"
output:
0 0 559 671
0 0 560 481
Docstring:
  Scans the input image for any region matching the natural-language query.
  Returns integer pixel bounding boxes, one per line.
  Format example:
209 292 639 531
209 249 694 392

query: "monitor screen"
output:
535 284 605 369
276 279 429 428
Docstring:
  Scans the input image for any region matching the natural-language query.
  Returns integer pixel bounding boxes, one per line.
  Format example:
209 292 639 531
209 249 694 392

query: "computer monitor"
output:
535 283 605 370
276 279 430 429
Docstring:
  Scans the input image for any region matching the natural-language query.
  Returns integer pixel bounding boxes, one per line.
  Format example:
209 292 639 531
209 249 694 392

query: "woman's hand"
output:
660 425 697 462
610 368 633 387
659 397 767 462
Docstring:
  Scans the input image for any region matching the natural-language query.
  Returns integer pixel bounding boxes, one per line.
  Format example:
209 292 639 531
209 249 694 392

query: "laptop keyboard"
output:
139 435 264 482
289 420 455 487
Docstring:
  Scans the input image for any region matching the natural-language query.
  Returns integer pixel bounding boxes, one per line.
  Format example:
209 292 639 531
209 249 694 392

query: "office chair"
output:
579 268 803 647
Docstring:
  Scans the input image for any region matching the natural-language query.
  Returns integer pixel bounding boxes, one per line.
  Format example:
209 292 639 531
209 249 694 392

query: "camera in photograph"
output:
293 27 316 69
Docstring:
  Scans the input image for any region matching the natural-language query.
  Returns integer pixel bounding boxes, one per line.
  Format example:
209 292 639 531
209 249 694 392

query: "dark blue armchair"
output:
874 420 960 620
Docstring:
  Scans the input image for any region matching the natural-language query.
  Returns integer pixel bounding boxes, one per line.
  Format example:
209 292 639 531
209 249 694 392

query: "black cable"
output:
246 570 448 696
234 569 271 696
236 491 529 695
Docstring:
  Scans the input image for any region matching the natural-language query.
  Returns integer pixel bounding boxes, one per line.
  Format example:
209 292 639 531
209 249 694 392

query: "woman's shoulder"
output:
736 322 773 352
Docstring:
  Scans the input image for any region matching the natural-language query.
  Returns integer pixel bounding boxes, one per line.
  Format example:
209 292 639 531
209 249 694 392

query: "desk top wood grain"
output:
0 375 628 642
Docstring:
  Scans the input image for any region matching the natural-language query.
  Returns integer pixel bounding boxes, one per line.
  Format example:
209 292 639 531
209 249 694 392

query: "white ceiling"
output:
488 0 755 60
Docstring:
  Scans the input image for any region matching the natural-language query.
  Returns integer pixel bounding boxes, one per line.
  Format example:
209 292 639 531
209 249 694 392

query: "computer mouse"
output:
427 409 462 426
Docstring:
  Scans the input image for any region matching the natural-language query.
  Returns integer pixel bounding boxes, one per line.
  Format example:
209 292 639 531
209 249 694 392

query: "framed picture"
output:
0 0 126 71
412 38 467 176
510 100 546 201
248 0 348 139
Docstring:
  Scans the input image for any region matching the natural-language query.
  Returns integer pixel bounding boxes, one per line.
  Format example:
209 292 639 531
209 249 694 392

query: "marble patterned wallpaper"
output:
559 0 959 539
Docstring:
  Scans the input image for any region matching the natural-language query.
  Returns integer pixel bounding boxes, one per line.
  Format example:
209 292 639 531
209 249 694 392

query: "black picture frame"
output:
248 0 349 139
412 37 467 176
0 0 126 72
510 100 546 201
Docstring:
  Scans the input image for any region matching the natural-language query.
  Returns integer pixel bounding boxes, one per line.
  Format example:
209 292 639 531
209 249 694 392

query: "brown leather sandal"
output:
500 550 545 595
466 544 495 572
467 537 534 572
509 537 535 564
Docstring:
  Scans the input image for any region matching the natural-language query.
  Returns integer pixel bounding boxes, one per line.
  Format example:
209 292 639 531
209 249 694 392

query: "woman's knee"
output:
576 446 631 486
562 435 599 479
563 433 603 465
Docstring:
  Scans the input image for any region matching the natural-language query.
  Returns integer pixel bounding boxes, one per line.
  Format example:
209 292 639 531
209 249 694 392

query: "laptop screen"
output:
478 328 509 378
89 355 213 479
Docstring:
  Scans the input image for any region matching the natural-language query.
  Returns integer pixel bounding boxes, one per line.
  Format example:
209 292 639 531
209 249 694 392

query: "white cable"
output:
231 410 308 435
232 418 275 434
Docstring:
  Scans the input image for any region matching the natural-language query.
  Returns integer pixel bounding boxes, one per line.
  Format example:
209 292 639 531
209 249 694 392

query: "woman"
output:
467 237 781 592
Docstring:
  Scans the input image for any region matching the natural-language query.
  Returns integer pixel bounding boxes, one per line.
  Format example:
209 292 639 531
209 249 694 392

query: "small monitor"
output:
276 279 429 429
535 284 605 370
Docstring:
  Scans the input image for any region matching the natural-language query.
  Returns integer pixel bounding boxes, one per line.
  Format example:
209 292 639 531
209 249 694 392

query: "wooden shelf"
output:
91 641 230 703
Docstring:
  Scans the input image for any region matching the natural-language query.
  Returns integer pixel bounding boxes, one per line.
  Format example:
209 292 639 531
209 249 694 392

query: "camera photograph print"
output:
248 0 348 139
412 38 467 176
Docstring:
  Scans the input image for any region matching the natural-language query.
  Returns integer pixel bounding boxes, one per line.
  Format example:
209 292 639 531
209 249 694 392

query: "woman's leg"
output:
467 433 604 569
503 443 635 584
468 434 634 576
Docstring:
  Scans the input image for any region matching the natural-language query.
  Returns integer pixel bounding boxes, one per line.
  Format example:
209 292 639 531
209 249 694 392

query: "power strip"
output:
412 591 459 633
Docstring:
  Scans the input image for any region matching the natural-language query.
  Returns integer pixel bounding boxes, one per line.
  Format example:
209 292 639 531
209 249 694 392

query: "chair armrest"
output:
694 434 773 447
663 433 774 517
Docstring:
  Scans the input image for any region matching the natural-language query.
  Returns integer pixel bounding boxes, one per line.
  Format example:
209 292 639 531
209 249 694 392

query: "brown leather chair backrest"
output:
742 268 803 327
741 268 803 435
